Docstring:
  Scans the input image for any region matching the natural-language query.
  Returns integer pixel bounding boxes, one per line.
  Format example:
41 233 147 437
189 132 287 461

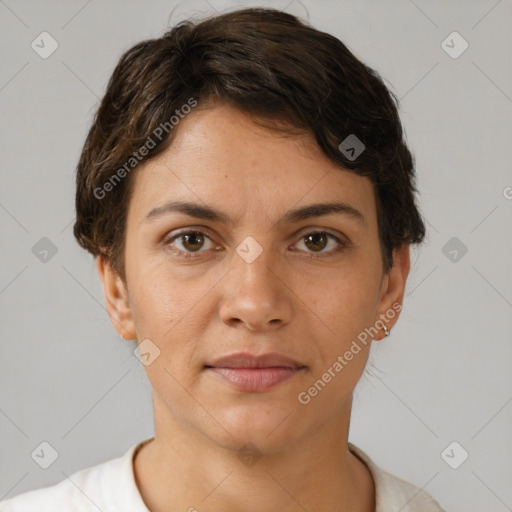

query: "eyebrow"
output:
143 200 366 226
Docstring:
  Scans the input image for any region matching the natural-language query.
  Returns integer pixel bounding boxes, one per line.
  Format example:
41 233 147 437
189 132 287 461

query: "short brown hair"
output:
73 7 425 279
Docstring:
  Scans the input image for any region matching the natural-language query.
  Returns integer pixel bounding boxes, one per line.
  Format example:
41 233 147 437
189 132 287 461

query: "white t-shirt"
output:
0 438 445 511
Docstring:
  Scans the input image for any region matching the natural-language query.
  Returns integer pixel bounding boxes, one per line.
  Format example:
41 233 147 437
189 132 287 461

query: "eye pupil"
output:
305 233 328 252
182 232 204 252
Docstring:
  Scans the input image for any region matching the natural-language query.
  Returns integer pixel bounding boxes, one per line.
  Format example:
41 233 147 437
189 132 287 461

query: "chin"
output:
207 400 306 455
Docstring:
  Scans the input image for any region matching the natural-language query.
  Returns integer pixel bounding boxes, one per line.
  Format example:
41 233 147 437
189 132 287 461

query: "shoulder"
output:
0 460 114 512
0 455 123 512
0 441 150 512
348 443 446 512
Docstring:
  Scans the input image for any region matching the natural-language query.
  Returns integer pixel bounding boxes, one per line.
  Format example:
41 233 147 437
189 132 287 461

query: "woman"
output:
1 8 445 511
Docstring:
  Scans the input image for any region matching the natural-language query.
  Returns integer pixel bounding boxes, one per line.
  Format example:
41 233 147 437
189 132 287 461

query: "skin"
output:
97 103 410 512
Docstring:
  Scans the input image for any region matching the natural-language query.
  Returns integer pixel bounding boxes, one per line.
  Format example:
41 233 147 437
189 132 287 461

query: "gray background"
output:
1 1 511 510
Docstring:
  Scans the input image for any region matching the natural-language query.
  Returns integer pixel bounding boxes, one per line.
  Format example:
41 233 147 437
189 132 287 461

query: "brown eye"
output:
181 232 205 252
304 232 329 252
293 231 346 257
165 230 215 257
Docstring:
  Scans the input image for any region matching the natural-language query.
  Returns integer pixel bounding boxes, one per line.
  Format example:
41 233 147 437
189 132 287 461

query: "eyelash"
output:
163 229 348 260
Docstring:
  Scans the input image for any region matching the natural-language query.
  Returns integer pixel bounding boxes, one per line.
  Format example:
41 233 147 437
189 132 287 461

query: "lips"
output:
204 353 305 392
208 353 302 369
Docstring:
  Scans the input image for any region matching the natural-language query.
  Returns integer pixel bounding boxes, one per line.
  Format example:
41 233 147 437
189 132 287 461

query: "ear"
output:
375 244 411 340
96 256 136 340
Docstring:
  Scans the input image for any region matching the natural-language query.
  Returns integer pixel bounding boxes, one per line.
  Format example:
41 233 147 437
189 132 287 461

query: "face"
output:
99 103 409 454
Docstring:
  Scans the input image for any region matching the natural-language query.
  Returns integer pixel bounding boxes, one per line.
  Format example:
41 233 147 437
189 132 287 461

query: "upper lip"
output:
206 352 304 369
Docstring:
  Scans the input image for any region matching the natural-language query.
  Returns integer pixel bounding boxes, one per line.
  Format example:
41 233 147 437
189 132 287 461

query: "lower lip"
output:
206 367 303 392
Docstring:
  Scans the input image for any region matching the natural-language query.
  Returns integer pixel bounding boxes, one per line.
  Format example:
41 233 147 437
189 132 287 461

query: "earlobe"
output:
96 257 136 340
376 245 411 340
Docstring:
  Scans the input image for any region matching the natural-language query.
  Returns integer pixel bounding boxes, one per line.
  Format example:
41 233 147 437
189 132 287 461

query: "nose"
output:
218 243 293 332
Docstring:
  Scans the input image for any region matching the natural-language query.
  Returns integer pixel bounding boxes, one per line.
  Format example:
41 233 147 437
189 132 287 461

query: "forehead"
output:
127 104 377 226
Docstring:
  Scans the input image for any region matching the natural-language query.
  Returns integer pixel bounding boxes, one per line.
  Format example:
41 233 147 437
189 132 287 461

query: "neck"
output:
133 394 375 512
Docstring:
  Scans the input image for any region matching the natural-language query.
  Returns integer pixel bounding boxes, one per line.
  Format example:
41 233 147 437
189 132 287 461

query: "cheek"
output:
306 278 376 404
311 264 381 361
125 255 179 334
127 257 216 354
318 264 380 321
